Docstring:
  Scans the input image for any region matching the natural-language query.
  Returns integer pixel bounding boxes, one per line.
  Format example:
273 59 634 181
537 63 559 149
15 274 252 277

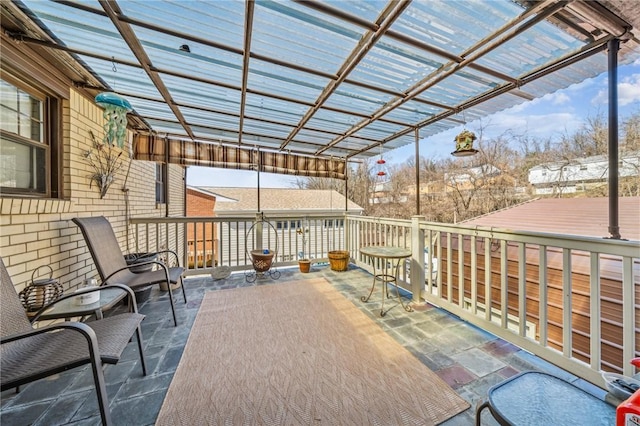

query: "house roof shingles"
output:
462 197 640 241
196 187 363 213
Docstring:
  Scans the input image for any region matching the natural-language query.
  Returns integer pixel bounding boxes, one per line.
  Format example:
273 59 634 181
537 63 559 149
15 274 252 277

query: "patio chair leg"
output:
135 325 147 376
181 277 187 303
167 283 178 327
90 356 112 425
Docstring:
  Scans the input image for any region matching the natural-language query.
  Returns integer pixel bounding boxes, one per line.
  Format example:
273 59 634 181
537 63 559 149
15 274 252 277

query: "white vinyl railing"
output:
130 213 639 387
129 213 347 275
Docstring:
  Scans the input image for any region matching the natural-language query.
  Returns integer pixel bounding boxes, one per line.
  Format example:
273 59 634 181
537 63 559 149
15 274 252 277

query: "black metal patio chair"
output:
0 256 146 425
72 216 186 326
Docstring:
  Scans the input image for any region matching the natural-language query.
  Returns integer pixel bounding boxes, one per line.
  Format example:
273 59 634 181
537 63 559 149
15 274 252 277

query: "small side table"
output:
476 371 616 425
359 246 412 317
31 287 128 322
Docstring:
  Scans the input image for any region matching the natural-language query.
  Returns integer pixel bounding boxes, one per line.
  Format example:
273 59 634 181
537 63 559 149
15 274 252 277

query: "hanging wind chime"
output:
95 59 132 148
95 91 132 148
86 59 132 198
451 109 478 157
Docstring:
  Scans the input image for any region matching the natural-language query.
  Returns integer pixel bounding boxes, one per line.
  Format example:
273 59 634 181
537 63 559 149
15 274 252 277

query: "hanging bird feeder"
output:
451 129 479 157
95 92 132 148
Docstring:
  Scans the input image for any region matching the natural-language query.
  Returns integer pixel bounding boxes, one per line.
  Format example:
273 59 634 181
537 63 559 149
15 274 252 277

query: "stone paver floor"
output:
1 264 608 425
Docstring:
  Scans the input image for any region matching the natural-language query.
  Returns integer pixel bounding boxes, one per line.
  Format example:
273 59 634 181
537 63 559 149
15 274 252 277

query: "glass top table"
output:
476 371 616 425
359 246 412 317
33 287 128 321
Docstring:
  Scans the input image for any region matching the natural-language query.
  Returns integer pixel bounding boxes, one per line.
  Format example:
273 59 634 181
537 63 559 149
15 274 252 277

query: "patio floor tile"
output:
0 265 607 425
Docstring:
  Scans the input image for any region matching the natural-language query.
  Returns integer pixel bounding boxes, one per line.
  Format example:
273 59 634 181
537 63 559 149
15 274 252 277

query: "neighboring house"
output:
528 153 640 195
446 197 640 370
193 187 364 266
186 187 218 268
444 164 503 189
0 31 186 292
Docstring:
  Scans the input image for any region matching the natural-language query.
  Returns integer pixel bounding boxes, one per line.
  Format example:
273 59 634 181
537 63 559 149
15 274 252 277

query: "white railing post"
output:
411 215 425 303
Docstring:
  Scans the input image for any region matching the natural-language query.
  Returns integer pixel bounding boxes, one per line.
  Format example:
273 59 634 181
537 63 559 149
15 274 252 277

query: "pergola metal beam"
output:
238 0 255 145
54 0 456 113
279 0 412 150
349 34 612 157
317 0 565 155
97 0 195 139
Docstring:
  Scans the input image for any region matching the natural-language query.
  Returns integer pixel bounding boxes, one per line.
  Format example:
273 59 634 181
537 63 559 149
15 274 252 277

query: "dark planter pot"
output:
124 252 158 274
133 286 152 303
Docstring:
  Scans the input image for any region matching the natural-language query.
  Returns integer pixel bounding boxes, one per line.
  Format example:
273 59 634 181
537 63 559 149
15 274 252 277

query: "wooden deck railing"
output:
130 214 639 387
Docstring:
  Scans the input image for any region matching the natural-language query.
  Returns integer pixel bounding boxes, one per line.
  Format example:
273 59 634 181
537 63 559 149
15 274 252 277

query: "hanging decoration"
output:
371 143 391 204
95 58 132 148
95 91 132 148
451 129 479 157
451 109 478 157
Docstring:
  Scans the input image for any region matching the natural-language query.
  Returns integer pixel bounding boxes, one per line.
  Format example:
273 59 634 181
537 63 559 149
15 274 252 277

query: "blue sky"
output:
187 60 640 188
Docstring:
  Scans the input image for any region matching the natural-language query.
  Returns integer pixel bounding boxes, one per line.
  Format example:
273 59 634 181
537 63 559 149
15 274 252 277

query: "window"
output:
155 163 166 203
0 77 59 197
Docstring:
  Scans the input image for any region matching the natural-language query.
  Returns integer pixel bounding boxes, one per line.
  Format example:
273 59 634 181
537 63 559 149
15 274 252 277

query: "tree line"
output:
296 111 640 223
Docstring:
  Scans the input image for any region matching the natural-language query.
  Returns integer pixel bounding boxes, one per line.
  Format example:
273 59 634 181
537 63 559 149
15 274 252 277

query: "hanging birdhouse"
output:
451 129 479 157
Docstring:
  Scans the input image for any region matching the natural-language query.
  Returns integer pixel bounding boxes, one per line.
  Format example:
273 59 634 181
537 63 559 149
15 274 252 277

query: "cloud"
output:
592 73 640 106
619 74 640 106
549 92 570 105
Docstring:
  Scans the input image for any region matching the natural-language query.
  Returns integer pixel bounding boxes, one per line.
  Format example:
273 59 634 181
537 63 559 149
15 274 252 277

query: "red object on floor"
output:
617 388 640 425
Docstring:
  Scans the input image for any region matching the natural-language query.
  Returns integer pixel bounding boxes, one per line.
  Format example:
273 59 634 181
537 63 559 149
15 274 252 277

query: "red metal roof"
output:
461 197 640 241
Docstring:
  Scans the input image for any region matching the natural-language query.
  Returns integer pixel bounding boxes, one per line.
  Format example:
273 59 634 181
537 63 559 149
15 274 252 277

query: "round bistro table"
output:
359 246 413 317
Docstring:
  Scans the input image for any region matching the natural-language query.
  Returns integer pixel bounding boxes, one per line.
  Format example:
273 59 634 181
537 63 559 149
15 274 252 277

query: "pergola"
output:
3 0 639 230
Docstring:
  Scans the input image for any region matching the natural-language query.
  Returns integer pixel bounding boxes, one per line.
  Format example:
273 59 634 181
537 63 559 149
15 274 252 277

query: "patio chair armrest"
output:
1 321 98 348
29 284 139 323
102 261 170 284
155 249 181 267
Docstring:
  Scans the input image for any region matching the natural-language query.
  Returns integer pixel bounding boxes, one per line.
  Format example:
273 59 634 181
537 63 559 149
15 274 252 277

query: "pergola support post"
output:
607 38 621 239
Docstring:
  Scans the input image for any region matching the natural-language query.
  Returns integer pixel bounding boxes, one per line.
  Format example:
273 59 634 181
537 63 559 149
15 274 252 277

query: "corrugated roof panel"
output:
190 125 240 143
243 93 307 124
77 56 157 96
378 133 414 150
19 1 137 62
382 100 442 125
246 58 328 104
523 54 608 97
241 119 293 139
392 1 522 55
306 110 361 133
295 129 342 145
180 108 240 131
348 38 441 92
143 118 187 134
421 71 500 108
161 75 241 115
15 0 638 161
118 0 246 48
252 0 363 74
420 121 458 139
476 20 584 78
132 27 243 87
126 99 176 121
323 82 393 115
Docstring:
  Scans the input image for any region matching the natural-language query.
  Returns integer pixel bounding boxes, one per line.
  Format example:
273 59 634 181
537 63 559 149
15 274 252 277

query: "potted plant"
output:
296 227 311 273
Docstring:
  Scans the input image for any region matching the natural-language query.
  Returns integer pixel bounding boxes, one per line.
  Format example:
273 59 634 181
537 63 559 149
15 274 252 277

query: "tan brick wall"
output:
0 88 186 294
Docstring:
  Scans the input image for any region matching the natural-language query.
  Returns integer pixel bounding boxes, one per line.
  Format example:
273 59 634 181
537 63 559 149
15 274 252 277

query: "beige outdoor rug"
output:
156 278 469 425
